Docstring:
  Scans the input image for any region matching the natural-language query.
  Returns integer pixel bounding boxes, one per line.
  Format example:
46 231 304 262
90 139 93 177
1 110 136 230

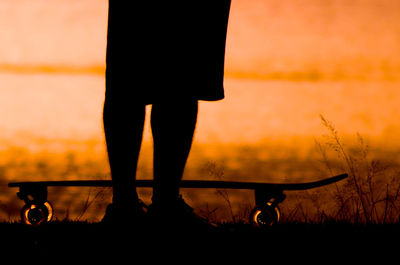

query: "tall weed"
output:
317 115 400 224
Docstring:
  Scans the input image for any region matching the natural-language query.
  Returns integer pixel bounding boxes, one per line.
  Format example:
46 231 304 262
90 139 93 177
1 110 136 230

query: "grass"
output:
314 115 400 224
2 133 400 258
198 115 400 225
2 116 400 226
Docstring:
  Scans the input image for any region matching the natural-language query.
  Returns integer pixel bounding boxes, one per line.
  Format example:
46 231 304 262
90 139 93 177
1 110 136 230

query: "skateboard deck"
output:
8 173 348 227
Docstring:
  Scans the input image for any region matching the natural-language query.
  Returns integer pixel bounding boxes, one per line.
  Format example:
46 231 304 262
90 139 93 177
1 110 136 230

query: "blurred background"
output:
1 0 399 222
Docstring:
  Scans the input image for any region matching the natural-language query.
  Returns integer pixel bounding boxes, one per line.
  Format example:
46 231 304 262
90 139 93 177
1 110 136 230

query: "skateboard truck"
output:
251 188 286 227
16 184 53 226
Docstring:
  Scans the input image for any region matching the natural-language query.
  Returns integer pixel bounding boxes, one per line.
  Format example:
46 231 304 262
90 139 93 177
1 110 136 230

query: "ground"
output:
1 221 398 262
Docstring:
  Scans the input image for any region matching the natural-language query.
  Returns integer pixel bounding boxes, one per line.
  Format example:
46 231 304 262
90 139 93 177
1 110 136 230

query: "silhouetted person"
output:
102 1 231 228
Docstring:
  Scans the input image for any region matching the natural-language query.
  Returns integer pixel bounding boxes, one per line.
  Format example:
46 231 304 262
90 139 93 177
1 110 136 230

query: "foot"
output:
147 196 216 232
101 199 148 227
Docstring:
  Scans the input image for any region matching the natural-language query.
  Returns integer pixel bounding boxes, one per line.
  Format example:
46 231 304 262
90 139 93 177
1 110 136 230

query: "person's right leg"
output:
102 90 146 223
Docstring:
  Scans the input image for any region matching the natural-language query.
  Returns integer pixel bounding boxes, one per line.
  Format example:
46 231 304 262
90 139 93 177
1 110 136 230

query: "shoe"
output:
101 199 148 227
147 195 216 232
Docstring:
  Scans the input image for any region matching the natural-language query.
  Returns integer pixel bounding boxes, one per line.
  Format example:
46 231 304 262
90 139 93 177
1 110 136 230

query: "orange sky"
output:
1 0 399 79
1 0 400 146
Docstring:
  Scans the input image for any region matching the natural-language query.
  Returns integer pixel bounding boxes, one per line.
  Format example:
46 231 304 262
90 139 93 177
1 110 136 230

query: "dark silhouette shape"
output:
102 1 232 226
8 174 348 227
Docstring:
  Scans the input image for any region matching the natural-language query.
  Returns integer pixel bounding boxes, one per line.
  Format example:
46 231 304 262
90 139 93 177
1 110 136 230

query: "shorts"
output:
105 0 231 104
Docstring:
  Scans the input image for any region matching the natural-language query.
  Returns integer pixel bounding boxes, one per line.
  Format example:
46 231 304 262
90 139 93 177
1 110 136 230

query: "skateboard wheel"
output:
21 201 53 226
250 204 280 228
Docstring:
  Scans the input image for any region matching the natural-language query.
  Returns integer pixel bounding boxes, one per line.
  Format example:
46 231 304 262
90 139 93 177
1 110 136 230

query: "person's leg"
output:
150 100 198 204
103 92 146 206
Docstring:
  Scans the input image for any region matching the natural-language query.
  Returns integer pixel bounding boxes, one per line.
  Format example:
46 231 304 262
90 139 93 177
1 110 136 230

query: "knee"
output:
152 99 198 117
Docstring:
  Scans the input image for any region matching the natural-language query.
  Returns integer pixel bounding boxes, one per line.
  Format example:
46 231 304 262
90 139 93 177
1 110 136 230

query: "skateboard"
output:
8 173 347 227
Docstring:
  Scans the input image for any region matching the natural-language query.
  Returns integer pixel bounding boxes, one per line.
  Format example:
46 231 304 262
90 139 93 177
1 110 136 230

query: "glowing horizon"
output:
1 0 399 146
1 0 399 79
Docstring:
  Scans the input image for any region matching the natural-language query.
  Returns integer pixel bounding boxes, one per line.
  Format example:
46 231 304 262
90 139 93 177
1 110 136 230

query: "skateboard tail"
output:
280 173 348 190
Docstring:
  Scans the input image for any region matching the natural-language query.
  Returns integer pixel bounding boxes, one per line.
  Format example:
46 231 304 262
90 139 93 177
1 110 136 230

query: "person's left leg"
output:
149 100 214 230
150 100 198 205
